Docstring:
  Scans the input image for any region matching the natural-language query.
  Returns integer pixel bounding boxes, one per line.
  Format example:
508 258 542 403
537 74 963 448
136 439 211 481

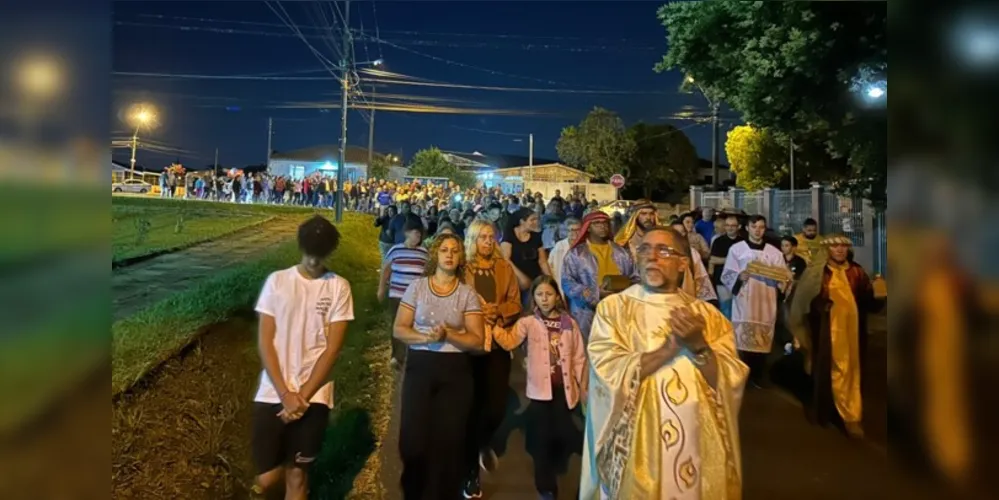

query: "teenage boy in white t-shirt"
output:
251 216 354 500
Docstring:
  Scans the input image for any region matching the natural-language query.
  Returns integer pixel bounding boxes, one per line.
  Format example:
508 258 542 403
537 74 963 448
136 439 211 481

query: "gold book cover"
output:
746 261 793 282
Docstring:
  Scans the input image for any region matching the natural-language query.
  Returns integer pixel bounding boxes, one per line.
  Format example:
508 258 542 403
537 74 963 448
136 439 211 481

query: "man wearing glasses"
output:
581 227 748 499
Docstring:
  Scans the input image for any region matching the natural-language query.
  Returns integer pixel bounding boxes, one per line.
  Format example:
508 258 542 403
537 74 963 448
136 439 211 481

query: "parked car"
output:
598 200 633 217
112 178 152 194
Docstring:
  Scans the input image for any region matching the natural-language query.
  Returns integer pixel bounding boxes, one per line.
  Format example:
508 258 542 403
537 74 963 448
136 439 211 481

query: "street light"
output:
867 86 885 99
127 104 157 180
684 74 721 189
16 54 62 100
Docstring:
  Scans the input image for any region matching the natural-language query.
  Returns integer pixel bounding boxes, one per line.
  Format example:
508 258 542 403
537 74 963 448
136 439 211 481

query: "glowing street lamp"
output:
867 86 885 99
16 55 62 100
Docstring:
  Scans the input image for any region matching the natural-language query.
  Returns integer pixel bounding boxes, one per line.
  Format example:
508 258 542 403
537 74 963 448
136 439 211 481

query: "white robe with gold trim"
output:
581 286 748 500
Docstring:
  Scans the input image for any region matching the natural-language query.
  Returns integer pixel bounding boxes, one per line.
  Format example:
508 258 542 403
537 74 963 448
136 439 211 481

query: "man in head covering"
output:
614 200 658 261
788 235 884 439
562 211 636 341
581 226 747 500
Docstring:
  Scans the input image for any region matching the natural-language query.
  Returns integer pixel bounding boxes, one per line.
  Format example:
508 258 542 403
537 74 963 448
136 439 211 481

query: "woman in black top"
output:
500 208 551 308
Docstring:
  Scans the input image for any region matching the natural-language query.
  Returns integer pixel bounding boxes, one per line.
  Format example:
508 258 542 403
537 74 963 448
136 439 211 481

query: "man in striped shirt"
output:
378 217 429 368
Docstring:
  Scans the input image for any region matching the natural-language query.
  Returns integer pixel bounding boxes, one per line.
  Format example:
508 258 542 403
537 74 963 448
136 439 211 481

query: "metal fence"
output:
701 191 727 209
741 192 765 220
822 192 865 247
874 209 886 276
774 190 813 234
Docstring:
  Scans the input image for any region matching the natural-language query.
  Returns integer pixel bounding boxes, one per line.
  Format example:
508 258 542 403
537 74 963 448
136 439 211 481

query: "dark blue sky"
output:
112 1 735 170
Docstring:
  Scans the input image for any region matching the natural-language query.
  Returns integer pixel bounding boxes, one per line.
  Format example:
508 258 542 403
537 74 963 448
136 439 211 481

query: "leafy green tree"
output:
556 107 636 180
626 122 699 198
655 0 886 204
367 155 391 180
407 147 476 188
725 125 787 190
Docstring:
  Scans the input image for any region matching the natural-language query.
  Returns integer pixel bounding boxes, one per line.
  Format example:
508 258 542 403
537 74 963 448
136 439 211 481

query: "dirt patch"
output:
112 314 260 499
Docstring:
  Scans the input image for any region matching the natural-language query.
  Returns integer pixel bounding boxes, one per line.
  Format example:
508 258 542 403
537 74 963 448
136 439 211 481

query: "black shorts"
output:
252 403 331 475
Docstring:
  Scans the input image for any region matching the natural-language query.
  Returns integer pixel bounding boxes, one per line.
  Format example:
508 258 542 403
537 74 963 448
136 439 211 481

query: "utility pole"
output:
789 138 795 195
129 124 140 180
266 117 273 170
335 0 351 223
528 133 534 184
214 147 219 178
367 86 375 173
711 102 720 189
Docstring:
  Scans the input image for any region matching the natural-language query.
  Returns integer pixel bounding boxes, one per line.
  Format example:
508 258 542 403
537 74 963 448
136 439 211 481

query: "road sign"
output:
610 174 626 189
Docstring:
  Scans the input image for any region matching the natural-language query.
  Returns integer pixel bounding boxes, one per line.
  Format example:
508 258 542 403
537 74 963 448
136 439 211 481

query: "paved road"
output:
111 216 304 321
378 314 909 499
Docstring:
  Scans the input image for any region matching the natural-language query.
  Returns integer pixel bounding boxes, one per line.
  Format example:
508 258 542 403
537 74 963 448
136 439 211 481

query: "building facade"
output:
267 145 391 181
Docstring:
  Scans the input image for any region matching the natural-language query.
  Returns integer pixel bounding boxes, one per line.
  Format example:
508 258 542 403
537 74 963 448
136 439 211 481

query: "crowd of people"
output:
247 182 886 500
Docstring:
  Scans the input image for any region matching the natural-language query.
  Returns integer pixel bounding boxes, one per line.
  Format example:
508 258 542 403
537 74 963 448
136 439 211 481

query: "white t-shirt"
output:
254 266 354 408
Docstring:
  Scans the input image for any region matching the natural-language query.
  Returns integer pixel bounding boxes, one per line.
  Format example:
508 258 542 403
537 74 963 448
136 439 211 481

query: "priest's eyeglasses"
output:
636 243 686 259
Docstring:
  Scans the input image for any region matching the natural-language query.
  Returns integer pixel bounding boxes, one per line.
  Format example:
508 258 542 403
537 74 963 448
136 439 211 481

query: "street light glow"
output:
17 55 62 99
373 58 384 67
128 103 158 129
867 86 885 99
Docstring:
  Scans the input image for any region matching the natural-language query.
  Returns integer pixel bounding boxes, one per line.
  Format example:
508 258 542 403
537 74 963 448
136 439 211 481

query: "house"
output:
697 158 735 186
440 150 560 174
267 145 393 181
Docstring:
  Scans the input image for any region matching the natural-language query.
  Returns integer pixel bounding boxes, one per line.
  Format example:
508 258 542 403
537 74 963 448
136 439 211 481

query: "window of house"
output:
290 165 305 179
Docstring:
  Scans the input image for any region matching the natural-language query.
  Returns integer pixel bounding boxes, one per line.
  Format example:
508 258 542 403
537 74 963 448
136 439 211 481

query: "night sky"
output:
112 1 736 171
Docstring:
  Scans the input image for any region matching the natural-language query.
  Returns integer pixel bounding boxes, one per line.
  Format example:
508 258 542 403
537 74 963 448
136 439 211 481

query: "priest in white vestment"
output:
581 227 748 500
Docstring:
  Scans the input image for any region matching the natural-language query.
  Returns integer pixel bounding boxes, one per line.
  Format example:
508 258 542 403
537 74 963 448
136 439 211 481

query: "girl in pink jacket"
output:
493 275 588 500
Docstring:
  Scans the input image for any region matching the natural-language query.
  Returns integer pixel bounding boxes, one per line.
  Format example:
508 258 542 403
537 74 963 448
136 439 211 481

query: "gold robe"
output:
581 286 748 500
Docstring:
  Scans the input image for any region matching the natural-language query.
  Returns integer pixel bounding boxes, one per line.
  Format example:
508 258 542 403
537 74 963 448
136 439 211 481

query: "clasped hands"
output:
662 306 709 355
278 391 310 423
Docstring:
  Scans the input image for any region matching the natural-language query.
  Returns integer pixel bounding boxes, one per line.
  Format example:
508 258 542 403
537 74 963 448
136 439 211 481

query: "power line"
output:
360 73 678 95
449 125 527 137
113 71 337 81
129 13 646 44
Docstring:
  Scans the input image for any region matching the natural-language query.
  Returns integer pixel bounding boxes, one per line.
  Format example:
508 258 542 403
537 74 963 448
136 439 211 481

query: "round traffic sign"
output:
610 174 626 189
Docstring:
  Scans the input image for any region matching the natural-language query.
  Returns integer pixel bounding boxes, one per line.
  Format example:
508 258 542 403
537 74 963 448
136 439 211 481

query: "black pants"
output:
400 350 473 500
388 298 407 365
464 348 512 475
526 396 581 495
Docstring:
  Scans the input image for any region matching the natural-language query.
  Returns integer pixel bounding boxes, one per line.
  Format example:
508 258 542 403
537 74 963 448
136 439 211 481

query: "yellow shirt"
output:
795 232 823 263
588 241 620 286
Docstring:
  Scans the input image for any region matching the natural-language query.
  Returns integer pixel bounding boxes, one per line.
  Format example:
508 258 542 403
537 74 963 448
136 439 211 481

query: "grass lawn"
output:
112 210 392 498
112 201 270 264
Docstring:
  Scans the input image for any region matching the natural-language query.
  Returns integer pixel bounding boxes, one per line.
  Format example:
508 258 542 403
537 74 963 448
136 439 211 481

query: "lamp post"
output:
128 106 156 180
685 76 720 189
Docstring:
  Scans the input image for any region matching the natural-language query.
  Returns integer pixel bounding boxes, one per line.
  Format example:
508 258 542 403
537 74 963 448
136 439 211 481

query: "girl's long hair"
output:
464 219 502 263
423 233 466 278
530 275 567 314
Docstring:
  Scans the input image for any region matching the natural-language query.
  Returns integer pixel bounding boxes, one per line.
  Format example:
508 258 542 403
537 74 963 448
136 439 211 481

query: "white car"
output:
112 178 152 194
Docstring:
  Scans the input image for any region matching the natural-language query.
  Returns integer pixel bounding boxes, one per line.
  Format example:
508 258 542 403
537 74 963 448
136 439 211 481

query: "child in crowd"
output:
493 276 587 500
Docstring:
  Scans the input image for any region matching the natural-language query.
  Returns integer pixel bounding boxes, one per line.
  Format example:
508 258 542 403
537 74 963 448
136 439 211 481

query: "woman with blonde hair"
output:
393 234 486 499
459 219 522 498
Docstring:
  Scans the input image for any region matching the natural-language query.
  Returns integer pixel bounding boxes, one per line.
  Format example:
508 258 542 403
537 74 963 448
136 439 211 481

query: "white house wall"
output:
267 160 368 181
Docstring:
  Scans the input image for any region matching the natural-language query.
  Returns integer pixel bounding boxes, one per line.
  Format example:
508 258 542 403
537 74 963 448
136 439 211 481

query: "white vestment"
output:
720 241 784 353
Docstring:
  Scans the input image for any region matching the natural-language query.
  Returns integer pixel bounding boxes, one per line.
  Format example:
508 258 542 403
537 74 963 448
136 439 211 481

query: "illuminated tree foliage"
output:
367 155 391 180
656 0 886 204
407 147 476 188
556 107 636 181
725 125 787 190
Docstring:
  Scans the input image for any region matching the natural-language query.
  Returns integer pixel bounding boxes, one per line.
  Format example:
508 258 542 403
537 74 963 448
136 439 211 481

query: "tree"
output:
556 107 636 180
407 147 476 188
626 123 699 199
655 1 886 204
725 125 788 190
367 155 391 180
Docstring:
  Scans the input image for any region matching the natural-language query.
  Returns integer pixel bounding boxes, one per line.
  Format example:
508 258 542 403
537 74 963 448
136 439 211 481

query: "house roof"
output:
698 158 730 170
270 145 384 164
493 163 594 181
441 150 560 171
